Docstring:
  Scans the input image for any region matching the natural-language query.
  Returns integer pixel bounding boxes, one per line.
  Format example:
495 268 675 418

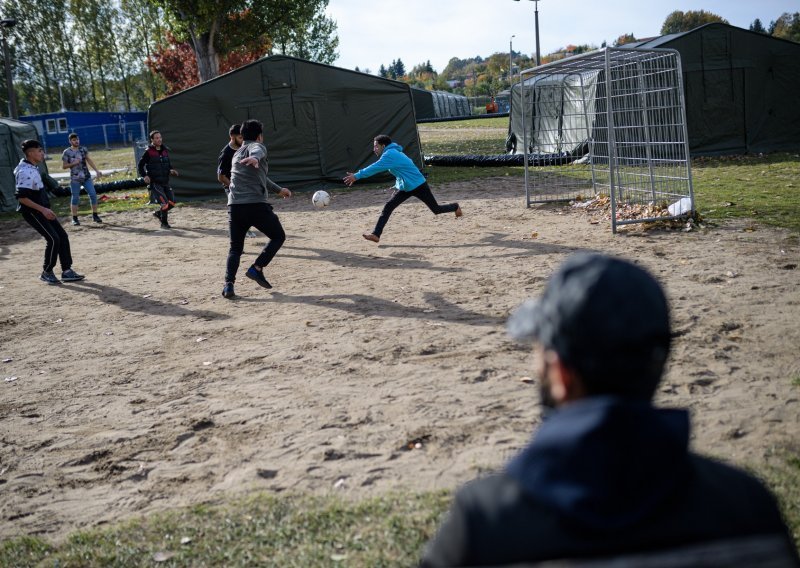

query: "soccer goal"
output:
511 47 694 232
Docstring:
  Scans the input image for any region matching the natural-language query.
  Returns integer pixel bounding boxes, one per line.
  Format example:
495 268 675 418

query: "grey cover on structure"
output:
148 56 422 198
411 88 471 120
0 118 45 212
629 23 800 155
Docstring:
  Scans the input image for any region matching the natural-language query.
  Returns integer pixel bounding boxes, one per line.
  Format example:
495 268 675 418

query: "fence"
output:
514 47 694 232
58 120 147 150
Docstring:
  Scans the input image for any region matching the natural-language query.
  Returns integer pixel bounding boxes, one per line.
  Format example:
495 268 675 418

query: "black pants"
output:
149 183 175 211
226 202 286 283
373 182 458 237
21 208 72 273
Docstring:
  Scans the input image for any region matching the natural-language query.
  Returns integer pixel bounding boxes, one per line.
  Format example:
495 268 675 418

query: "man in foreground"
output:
343 134 461 244
222 119 291 299
421 253 798 566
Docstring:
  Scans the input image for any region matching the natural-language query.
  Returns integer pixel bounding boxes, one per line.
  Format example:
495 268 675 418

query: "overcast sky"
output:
326 0 799 74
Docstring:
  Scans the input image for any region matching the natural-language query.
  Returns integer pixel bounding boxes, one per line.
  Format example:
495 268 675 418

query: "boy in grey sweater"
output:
223 119 292 299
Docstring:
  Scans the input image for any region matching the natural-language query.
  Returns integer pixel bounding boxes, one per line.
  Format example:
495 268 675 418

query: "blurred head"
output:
373 134 391 156
68 133 80 147
240 119 263 142
21 139 44 164
149 130 163 147
229 124 243 148
507 253 671 404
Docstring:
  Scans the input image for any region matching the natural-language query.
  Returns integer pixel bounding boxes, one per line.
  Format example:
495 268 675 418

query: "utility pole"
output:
509 34 515 85
512 0 542 66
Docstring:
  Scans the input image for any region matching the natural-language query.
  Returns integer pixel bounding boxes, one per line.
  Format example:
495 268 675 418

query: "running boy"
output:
343 134 462 243
137 130 178 229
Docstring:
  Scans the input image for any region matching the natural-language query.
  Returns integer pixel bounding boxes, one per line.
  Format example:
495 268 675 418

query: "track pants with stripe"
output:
21 208 73 272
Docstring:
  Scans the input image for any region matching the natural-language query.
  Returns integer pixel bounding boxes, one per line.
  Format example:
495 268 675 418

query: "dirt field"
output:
1 176 799 540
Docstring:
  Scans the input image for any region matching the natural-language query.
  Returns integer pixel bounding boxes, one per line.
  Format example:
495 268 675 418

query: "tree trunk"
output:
189 28 219 82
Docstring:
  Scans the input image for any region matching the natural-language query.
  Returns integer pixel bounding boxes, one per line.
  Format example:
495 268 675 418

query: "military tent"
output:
629 23 800 155
148 56 422 198
0 118 40 212
411 88 471 120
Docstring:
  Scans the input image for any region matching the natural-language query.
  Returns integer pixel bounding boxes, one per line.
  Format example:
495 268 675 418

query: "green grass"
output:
0 492 450 568
757 445 800 548
692 153 800 232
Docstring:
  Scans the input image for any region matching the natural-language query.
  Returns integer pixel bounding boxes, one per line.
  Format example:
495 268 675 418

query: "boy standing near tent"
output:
61 133 103 226
137 130 178 229
15 139 85 284
343 134 462 243
222 119 291 299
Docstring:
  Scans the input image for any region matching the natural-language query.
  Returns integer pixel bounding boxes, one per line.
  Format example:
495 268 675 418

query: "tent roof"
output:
626 22 800 49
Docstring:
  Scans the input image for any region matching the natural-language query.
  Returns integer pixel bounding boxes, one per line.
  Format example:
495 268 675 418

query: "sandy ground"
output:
1 176 799 540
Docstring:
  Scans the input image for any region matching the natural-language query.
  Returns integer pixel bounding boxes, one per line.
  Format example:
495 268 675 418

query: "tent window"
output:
46 119 57 134
57 118 68 133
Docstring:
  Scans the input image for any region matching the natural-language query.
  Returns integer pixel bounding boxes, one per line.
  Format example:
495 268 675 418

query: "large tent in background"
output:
507 23 800 157
148 56 421 198
0 118 40 212
411 88 471 120
628 23 800 155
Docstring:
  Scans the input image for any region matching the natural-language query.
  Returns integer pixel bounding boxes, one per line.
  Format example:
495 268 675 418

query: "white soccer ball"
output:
312 190 331 208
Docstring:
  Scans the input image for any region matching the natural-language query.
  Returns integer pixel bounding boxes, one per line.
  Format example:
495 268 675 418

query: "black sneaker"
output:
40 271 61 285
93 213 103 224
72 217 80 226
222 282 235 299
61 268 85 282
160 221 172 229
245 266 272 289
153 210 162 221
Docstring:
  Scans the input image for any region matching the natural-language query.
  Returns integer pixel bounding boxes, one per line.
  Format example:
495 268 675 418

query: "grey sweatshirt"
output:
228 140 283 205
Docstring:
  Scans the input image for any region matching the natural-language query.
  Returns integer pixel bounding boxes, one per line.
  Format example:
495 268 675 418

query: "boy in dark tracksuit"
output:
15 139 85 285
137 129 178 229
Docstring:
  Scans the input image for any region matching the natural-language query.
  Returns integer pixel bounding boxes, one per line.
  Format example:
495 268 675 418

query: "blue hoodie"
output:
353 142 425 192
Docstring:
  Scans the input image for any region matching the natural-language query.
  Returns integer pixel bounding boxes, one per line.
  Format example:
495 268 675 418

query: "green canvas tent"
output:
147 56 422 198
629 23 800 155
0 118 40 212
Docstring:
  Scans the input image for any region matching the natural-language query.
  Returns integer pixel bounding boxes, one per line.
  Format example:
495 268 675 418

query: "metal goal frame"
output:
515 47 694 232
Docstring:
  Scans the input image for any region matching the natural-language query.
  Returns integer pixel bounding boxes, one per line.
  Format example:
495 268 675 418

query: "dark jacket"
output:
137 144 172 186
421 397 798 567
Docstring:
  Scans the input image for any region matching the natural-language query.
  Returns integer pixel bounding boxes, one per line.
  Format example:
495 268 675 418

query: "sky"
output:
326 0 799 74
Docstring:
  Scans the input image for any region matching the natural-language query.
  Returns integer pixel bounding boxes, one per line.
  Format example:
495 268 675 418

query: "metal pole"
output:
509 35 515 86
534 0 541 66
1 35 18 118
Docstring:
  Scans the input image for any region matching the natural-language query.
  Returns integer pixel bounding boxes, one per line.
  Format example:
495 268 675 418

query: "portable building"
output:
19 111 147 150
147 56 422 198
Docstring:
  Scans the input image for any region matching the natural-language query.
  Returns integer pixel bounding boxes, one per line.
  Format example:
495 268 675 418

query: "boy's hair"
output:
374 134 392 146
21 139 42 153
148 130 161 141
240 119 263 141
68 133 79 141
229 124 241 136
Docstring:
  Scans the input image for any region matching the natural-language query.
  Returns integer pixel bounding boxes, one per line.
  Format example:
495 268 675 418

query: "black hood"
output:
506 397 691 531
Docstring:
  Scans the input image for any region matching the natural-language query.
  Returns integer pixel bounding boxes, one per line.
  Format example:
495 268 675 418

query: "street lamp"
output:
509 34 515 86
0 18 18 119
512 0 542 66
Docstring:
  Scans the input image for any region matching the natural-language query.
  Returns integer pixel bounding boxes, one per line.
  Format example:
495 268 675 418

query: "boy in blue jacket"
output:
343 134 461 243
